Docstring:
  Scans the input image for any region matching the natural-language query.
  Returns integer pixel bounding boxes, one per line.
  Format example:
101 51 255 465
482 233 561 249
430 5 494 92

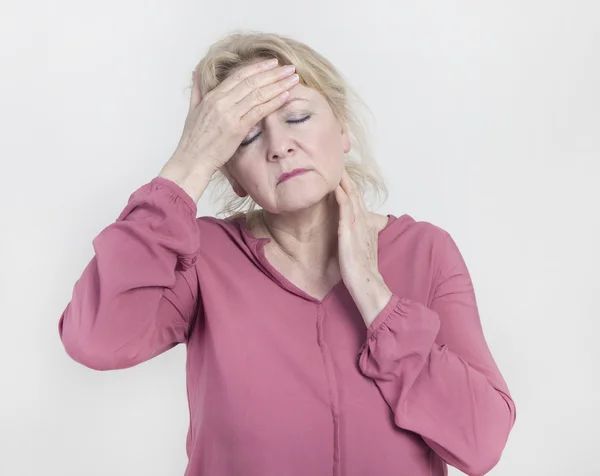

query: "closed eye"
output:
239 116 311 147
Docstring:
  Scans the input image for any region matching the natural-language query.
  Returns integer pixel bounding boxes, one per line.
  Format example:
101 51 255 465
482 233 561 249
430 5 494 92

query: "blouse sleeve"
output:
358 230 516 476
58 176 202 371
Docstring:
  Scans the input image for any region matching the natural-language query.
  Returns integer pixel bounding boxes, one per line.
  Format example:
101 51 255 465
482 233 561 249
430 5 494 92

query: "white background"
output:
1 1 598 475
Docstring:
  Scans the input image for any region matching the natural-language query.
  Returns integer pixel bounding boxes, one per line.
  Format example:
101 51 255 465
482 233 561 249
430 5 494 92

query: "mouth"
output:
278 168 310 183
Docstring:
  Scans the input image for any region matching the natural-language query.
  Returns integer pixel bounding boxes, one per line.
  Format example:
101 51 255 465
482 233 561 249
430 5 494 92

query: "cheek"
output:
235 162 273 195
314 134 345 177
315 120 346 156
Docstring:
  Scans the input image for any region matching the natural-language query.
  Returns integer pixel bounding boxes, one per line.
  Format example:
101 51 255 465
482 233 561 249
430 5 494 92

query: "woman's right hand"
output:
160 58 299 198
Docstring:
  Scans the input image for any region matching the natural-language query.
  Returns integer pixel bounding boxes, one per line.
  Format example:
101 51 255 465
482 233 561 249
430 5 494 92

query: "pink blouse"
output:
58 176 516 476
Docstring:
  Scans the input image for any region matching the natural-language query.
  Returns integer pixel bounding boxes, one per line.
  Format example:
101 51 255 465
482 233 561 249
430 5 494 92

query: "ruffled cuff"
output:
365 294 403 340
113 176 200 271
149 176 198 217
358 295 440 380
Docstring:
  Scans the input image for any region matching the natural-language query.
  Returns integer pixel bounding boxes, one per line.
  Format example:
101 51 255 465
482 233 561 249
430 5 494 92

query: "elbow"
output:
459 448 503 476
58 312 137 371
459 397 517 476
60 332 132 371
62 340 132 371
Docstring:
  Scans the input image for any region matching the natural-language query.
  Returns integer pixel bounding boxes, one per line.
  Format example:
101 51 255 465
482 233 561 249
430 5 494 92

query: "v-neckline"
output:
234 212 398 304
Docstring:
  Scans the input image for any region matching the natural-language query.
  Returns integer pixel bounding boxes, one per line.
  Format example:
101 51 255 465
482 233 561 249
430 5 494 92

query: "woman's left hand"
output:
334 169 393 326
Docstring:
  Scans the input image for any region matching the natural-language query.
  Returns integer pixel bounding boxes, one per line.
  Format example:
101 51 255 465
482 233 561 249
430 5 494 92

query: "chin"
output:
269 187 333 214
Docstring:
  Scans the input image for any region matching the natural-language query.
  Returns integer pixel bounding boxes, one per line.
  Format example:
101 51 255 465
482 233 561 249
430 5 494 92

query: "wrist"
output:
348 272 393 327
158 160 214 203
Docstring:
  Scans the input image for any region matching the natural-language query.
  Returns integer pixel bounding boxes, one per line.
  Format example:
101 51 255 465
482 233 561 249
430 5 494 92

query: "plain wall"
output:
1 0 598 474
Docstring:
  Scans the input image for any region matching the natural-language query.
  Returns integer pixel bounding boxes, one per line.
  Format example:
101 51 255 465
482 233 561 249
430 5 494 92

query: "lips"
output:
278 168 310 183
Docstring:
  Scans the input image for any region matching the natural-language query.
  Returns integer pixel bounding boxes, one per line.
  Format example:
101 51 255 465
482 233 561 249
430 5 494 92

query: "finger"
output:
339 168 355 196
334 184 355 224
189 71 203 112
239 89 292 130
232 66 297 108
219 59 283 102
236 72 298 125
341 169 365 212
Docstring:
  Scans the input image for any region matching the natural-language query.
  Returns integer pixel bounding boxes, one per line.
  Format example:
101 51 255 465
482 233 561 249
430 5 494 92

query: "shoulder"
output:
380 214 466 289
382 213 460 270
391 214 469 274
193 213 246 246
383 213 451 245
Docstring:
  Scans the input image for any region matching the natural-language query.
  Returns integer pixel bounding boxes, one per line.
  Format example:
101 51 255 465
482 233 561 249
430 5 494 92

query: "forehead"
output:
282 96 310 107
281 82 320 106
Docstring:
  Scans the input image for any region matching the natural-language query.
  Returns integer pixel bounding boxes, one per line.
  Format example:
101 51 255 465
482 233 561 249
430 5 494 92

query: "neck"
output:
260 193 340 273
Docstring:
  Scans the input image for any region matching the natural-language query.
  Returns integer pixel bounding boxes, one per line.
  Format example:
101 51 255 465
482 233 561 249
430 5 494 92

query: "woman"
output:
58 32 516 476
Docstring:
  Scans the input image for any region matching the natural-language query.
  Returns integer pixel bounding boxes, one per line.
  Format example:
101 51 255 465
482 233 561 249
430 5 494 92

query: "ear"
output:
219 165 249 198
341 125 351 154
336 115 351 154
232 182 249 198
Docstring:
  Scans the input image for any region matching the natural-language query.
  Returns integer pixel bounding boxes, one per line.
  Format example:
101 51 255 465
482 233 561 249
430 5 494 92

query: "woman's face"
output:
223 76 351 214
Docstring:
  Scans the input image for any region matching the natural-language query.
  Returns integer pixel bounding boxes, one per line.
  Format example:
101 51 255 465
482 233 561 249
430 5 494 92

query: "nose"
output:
264 120 296 161
269 146 295 161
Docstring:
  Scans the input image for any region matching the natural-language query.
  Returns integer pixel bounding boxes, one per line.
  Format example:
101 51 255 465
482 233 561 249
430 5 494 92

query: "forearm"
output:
358 295 516 475
158 152 216 203
59 177 201 370
347 272 393 327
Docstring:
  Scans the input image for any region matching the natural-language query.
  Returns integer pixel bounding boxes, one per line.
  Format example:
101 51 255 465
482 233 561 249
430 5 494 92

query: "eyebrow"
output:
281 98 309 108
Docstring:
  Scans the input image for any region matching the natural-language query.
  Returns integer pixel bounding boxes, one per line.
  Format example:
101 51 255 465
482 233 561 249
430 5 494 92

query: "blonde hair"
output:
189 30 388 219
